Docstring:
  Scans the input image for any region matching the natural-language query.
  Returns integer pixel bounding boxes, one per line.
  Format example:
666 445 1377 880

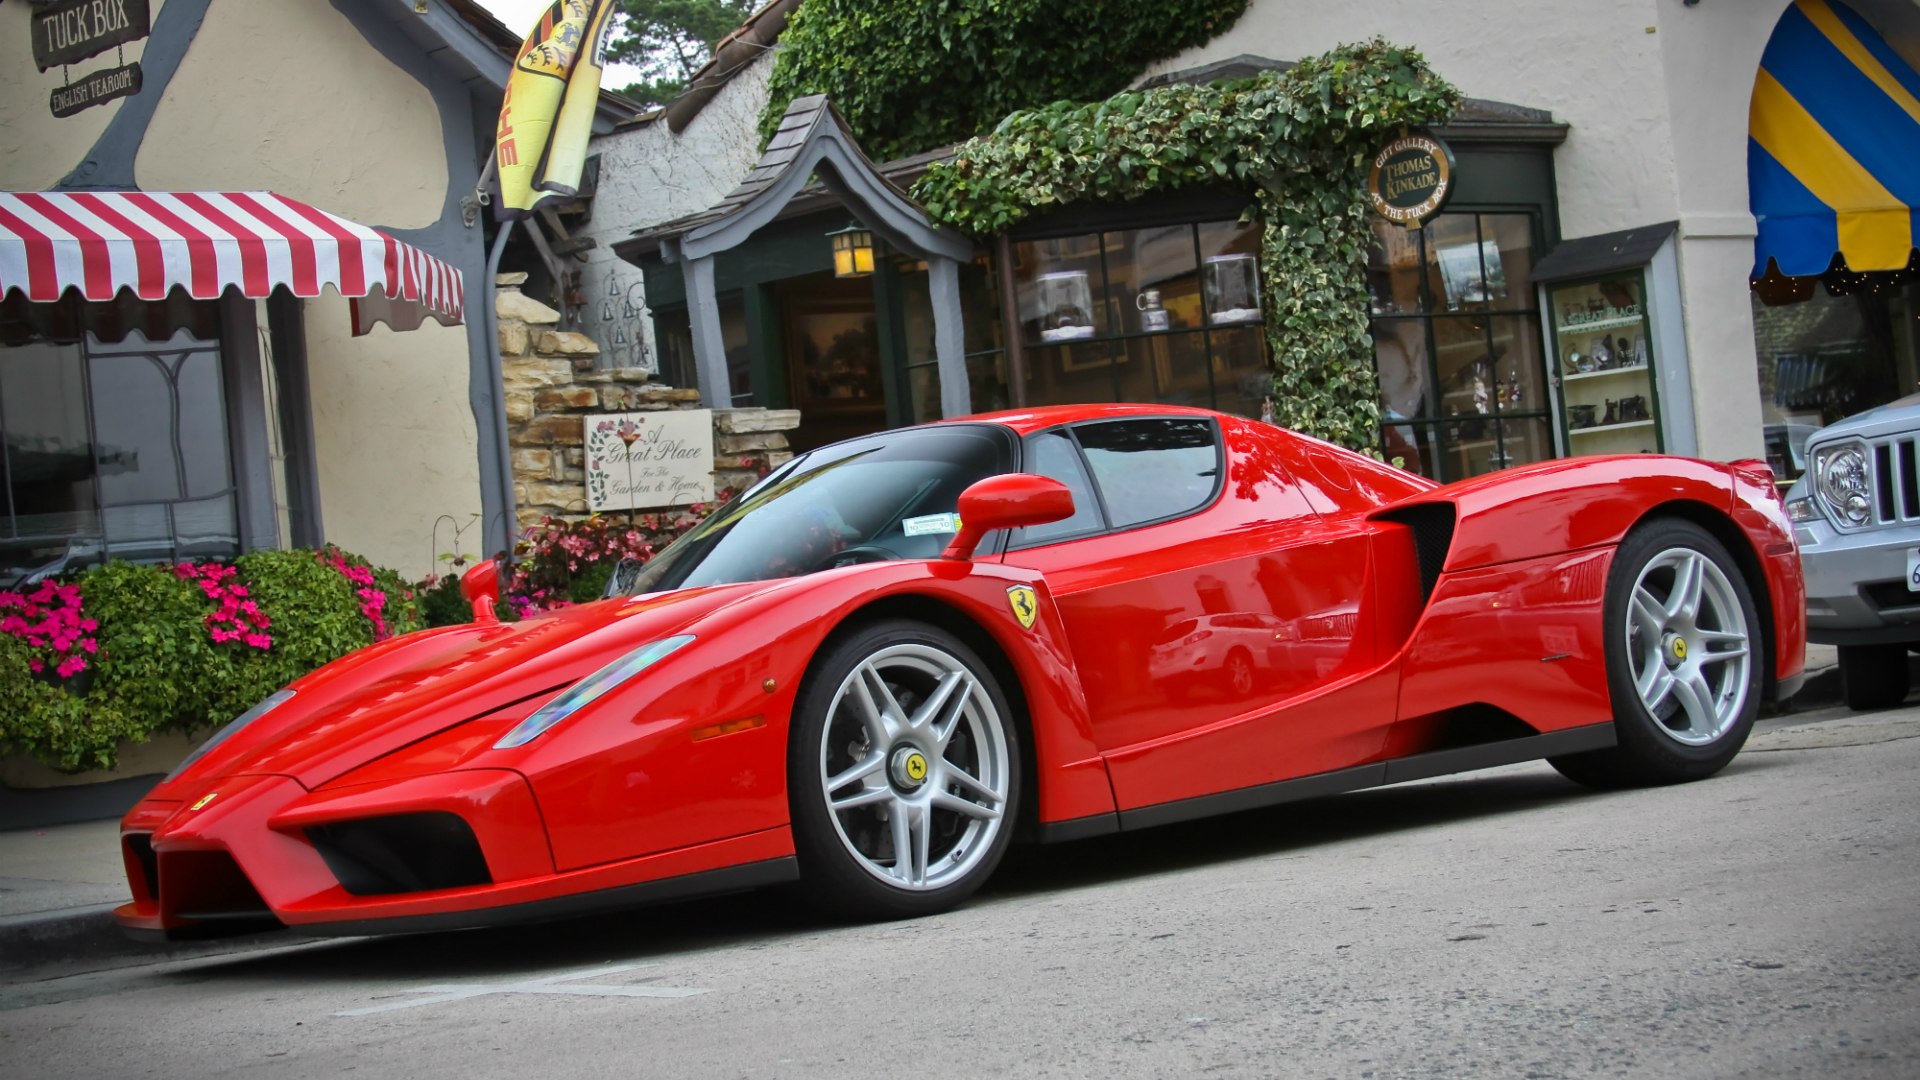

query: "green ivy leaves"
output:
760 0 1250 163
911 39 1460 451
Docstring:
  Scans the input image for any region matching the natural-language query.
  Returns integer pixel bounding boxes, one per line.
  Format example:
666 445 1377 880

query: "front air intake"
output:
307 812 492 896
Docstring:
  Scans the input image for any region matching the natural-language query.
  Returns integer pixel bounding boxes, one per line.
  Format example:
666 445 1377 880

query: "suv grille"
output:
1873 435 1920 525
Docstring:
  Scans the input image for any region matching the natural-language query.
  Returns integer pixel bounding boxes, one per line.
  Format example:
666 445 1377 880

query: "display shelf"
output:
1557 313 1643 334
1568 419 1657 437
1562 366 1650 383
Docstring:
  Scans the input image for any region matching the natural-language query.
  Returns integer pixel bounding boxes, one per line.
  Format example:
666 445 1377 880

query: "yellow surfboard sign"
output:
495 0 616 219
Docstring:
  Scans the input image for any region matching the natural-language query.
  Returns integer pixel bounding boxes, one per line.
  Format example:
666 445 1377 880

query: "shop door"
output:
779 272 888 453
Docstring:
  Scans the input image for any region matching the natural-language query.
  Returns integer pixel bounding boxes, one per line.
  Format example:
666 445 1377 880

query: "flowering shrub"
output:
0 580 99 679
0 547 421 773
173 562 273 650
505 496 732 619
319 545 397 641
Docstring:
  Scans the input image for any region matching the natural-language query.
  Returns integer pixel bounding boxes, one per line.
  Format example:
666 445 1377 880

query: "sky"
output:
470 0 647 88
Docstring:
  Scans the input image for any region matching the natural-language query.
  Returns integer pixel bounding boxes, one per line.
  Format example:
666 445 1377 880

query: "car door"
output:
1002 417 1393 811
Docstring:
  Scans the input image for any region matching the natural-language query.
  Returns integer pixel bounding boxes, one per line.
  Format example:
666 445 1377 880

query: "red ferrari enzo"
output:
116 404 1805 938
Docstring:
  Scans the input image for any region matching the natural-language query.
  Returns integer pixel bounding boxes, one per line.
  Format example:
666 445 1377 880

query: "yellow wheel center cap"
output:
891 747 930 789
1672 638 1688 661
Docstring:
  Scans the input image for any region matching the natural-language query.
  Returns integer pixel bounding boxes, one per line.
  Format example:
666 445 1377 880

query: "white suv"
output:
1785 392 1920 709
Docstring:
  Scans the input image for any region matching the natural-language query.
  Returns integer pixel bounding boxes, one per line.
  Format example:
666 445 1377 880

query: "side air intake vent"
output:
308 812 492 896
1377 503 1456 603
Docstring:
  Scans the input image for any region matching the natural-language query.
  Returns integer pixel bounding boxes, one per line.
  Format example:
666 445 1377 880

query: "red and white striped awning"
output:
0 191 464 335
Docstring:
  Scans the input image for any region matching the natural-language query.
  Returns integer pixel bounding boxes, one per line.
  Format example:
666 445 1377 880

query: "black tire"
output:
1550 519 1763 789
788 618 1021 920
1838 643 1910 711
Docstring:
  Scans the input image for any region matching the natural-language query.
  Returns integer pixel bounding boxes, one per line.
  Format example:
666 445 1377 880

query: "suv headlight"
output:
494 635 694 749
1812 442 1873 527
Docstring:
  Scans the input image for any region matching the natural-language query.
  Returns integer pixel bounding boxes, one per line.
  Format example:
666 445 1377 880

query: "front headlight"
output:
1812 442 1873 527
166 689 296 781
494 635 694 749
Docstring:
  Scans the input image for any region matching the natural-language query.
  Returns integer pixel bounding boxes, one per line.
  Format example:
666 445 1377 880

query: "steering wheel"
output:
816 544 899 571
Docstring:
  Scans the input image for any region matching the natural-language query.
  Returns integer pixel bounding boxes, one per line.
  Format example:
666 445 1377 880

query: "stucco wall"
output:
134 0 446 228
0 0 168 190
577 53 775 370
1139 0 1681 239
305 292 482 580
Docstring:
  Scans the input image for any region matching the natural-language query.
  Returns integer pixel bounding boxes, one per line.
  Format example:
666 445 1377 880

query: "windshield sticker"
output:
902 513 962 537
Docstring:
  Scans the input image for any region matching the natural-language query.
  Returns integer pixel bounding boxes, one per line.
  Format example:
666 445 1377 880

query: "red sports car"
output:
115 405 1805 938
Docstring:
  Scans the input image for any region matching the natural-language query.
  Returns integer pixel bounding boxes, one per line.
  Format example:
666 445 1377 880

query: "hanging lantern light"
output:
607 277 620 297
827 223 875 278
622 298 638 319
601 300 615 322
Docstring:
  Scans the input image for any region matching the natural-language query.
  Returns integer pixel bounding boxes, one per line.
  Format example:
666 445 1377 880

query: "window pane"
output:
719 293 754 406
1373 317 1434 421
1 339 100 567
1432 314 1497 421
1197 220 1261 327
907 362 940 424
1480 214 1536 313
1209 325 1268 419
1380 419 1439 480
1422 214 1483 313
1102 226 1202 334
1485 316 1548 415
1494 417 1554 471
1368 220 1426 314
1014 234 1107 344
1013 429 1104 546
653 308 696 389
1118 330 1209 406
1076 418 1220 528
967 350 1010 413
1028 341 1117 405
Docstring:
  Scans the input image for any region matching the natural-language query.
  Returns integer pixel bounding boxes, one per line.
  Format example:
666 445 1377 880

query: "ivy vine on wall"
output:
911 40 1461 451
760 0 1249 163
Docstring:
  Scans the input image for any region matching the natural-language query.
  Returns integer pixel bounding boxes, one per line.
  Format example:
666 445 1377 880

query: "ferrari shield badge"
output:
1006 585 1039 630
190 792 218 811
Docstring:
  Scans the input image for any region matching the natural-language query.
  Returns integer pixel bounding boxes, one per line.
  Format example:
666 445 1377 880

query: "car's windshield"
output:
619 424 1015 595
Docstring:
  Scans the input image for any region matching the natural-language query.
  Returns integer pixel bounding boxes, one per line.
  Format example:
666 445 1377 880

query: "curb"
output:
0 904 305 975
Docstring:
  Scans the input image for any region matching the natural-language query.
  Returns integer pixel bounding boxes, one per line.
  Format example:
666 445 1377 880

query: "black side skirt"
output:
123 857 799 942
1037 722 1618 840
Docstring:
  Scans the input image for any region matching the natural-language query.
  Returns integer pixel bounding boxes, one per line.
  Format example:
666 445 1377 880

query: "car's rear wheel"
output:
1838 643 1911 710
789 619 1019 919
1550 519 1762 789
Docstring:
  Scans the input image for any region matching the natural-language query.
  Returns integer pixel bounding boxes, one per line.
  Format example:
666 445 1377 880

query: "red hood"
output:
162 582 765 792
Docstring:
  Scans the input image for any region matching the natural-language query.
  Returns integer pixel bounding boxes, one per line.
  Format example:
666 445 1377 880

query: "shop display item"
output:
1037 270 1095 342
1204 253 1261 325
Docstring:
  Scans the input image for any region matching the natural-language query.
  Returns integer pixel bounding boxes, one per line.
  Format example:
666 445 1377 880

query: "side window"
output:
1076 418 1221 528
1011 429 1105 547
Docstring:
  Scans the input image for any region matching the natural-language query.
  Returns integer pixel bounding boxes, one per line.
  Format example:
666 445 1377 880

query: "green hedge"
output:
0 548 421 774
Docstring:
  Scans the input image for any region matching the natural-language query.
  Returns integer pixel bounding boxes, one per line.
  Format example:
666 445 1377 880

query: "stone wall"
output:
494 275 799 530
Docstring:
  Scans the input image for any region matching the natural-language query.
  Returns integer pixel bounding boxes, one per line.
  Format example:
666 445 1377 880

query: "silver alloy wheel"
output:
818 643 1010 891
1624 546 1752 746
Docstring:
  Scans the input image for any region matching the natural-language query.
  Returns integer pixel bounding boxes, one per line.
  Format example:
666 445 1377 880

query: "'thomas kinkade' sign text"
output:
586 410 715 512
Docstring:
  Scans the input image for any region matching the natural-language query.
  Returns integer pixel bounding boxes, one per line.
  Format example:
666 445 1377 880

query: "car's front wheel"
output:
1838 643 1911 710
789 619 1020 919
1551 519 1762 789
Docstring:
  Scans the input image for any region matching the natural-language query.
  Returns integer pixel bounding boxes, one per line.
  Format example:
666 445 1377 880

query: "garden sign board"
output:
585 410 714 512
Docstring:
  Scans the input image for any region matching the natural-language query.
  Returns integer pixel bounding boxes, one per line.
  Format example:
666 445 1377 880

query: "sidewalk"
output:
0 644 1853 973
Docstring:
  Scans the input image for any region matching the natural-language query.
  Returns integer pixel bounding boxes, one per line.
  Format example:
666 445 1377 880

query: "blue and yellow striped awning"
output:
1750 0 1920 277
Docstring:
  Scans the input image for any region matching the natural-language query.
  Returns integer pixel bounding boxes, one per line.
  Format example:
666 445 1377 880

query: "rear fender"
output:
1372 456 1739 573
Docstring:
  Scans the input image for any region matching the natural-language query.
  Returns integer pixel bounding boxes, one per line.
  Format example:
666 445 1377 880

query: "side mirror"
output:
461 559 501 623
942 474 1075 561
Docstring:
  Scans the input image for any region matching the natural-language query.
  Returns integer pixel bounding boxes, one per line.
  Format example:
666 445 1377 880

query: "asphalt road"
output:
3 704 1916 1079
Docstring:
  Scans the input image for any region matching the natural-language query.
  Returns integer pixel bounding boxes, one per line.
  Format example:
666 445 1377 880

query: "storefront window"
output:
1 328 238 582
1751 277 1920 484
1011 219 1268 418
1367 211 1550 481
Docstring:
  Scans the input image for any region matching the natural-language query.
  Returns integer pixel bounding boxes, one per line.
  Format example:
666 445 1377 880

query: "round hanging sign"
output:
1367 131 1455 229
